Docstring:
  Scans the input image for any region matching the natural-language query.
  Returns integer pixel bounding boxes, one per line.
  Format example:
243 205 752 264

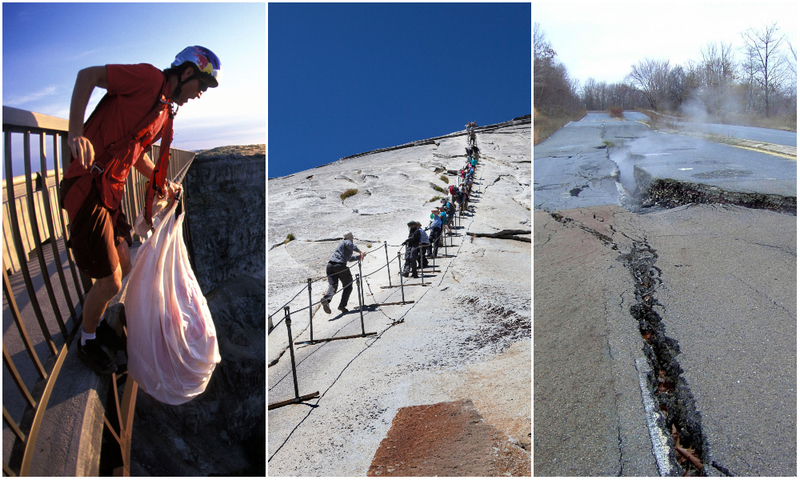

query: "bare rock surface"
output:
185 145 266 293
268 118 531 476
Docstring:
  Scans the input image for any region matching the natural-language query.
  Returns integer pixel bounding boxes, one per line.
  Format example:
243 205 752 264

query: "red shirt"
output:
64 63 171 211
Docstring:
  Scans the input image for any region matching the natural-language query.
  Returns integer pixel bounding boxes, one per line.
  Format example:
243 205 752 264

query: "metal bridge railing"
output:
2 105 194 476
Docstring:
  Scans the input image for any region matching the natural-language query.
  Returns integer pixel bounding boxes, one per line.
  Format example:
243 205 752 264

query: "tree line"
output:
535 22 797 127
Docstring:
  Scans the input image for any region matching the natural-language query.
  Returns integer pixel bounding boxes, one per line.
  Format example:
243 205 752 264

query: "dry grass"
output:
608 106 623 118
340 188 358 201
534 108 585 145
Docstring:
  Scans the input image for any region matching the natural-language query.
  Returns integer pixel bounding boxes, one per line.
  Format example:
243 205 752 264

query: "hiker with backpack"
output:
425 208 443 258
446 199 456 223
401 221 421 278
460 183 469 213
59 46 221 375
448 183 459 206
415 222 430 270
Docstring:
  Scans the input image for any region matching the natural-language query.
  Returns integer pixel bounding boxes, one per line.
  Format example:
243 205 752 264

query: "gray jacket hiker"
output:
321 233 365 314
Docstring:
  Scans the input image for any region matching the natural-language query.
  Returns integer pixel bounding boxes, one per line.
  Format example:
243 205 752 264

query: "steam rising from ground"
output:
609 147 639 194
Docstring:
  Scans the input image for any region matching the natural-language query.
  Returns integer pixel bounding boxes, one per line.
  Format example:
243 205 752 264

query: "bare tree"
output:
580 78 648 111
741 22 788 117
534 22 554 107
627 58 672 111
534 23 582 116
698 42 737 115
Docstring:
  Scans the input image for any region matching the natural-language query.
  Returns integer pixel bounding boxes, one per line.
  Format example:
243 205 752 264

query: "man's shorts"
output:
63 178 132 279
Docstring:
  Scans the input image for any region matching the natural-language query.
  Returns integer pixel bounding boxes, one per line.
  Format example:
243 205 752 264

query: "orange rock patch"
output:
367 399 529 477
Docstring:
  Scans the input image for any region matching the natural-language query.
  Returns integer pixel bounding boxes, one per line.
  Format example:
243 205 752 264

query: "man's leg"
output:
81 266 123 335
338 267 353 310
81 237 131 334
321 263 339 313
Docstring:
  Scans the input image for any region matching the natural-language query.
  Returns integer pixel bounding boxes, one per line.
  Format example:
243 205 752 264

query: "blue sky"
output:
3 2 265 177
268 2 532 179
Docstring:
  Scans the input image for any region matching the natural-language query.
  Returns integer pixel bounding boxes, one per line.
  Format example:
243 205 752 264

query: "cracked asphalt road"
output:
534 113 796 476
534 112 796 212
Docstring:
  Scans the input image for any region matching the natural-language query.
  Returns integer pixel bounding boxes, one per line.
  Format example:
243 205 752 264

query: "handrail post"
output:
397 252 405 303
306 278 313 344
384 241 391 287
357 260 364 308
419 247 425 286
355 273 366 336
285 307 300 400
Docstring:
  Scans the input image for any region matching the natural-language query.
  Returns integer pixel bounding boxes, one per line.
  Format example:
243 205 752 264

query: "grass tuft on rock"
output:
283 233 295 244
439 175 449 184
340 188 358 201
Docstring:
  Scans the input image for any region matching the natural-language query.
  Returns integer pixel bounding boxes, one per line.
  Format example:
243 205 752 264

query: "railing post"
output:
397 252 405 303
384 241 391 287
285 307 300 400
268 307 320 410
307 278 313 344
419 247 425 286
355 273 366 336
357 260 364 308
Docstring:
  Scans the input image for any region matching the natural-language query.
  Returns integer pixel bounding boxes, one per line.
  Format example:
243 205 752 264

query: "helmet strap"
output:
170 63 198 104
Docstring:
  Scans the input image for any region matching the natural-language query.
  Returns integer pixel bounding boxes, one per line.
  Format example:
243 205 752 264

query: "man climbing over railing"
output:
321 232 366 315
58 46 221 375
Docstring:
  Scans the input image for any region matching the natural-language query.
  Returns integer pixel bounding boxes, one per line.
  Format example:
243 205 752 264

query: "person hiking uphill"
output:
415 222 430 269
60 46 221 375
321 232 366 314
401 221 421 278
425 208 443 258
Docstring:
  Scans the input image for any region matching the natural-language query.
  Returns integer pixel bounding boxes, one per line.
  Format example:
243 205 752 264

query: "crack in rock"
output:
467 229 531 243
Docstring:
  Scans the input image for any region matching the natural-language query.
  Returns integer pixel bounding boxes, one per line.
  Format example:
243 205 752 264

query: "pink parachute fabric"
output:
123 199 220 405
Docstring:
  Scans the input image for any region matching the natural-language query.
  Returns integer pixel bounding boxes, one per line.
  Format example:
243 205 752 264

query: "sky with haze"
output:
534 1 797 86
2 2 265 177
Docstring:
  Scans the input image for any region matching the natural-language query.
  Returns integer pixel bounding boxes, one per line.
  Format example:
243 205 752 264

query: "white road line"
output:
635 357 674 476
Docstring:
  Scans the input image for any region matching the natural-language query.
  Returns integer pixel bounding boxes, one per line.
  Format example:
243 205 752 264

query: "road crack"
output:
621 241 708 476
639 177 796 215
